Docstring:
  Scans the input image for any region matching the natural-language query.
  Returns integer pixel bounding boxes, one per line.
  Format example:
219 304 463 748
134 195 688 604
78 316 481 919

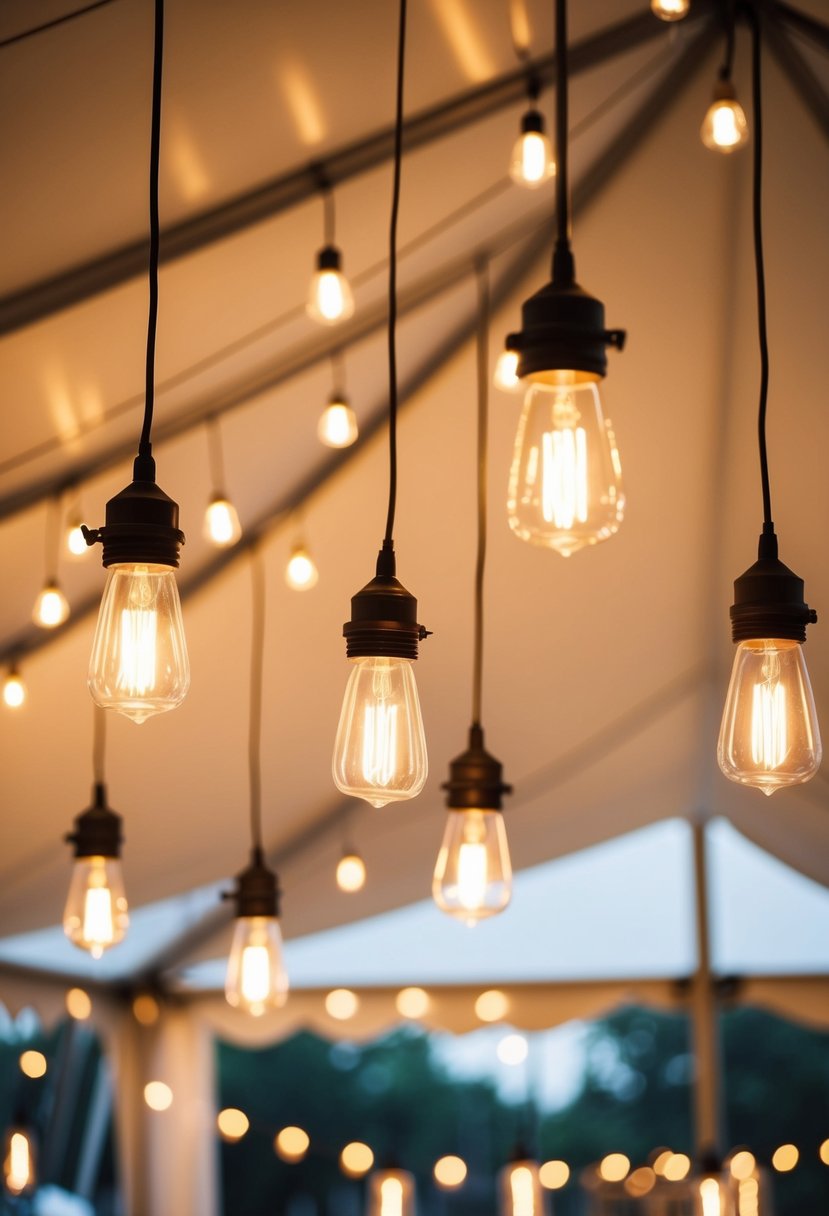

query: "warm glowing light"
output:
502 1162 542 1216
333 656 427 807
63 856 128 958
475 989 509 1022
286 546 319 591
396 987 430 1019
663 1153 691 1181
368 1169 416 1216
325 988 359 1020
820 1138 829 1165
701 94 749 152
341 1142 374 1177
496 1033 528 1066
508 380 624 555
625 1167 656 1196
336 851 366 892
33 583 70 629
307 261 354 325
66 988 92 1020
718 639 822 794
600 1153 630 1183
275 1126 310 1162
204 497 242 547
144 1081 173 1111
510 124 554 188
434 1156 467 1188
88 563 190 724
433 809 512 923
319 397 359 448
494 349 522 392
3 672 26 709
729 1151 756 1181
539 1160 570 1189
132 993 160 1026
19 1051 46 1079
651 0 690 18
225 916 288 1016
217 1108 249 1141
4 1130 33 1195
699 1176 726 1216
772 1143 798 1172
652 1150 673 1176
66 521 88 557
738 1176 760 1216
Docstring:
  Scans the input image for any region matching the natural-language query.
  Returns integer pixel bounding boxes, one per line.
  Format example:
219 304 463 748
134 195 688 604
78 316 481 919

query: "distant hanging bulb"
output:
204 496 242 547
510 109 555 189
336 850 366 893
367 1168 416 1216
307 246 355 325
318 394 359 448
493 349 522 393
3 670 26 709
508 378 624 555
32 582 70 629
63 784 129 959
285 545 319 591
433 810 511 925
500 1159 544 1216
701 82 749 153
3 1128 35 1196
66 520 89 557
224 850 288 1016
651 0 690 19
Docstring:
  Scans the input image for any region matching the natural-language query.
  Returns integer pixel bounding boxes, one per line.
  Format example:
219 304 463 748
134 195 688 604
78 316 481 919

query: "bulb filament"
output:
380 1177 404 1216
240 944 271 1013
6 1132 31 1194
510 1166 536 1216
751 647 788 769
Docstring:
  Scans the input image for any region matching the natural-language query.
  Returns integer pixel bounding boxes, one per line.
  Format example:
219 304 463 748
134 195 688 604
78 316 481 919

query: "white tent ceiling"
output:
0 0 827 981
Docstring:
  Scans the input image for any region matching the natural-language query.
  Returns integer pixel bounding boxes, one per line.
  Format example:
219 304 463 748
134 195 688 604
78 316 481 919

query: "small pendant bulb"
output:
63 783 129 959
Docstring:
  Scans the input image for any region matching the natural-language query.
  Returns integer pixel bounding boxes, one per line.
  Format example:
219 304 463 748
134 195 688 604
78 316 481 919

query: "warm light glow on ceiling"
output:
340 1141 374 1177
275 1126 310 1162
144 1081 173 1112
396 987 430 1019
475 989 509 1022
539 1160 569 1190
217 1108 250 1141
434 1156 467 1188
19 1051 47 1079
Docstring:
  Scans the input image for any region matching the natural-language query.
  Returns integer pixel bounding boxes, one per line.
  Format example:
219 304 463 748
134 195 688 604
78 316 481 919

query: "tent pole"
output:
690 818 722 1154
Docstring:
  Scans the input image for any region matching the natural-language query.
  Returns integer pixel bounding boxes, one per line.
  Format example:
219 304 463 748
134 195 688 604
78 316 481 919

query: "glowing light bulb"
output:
33 583 70 628
286 545 319 591
696 1175 730 1216
63 856 128 958
433 809 511 924
333 656 427 807
319 396 359 448
718 639 821 794
66 520 89 557
508 378 624 554
204 497 241 547
4 1129 34 1196
88 563 190 723
336 851 366 892
307 246 355 325
651 0 690 19
494 349 522 393
3 671 26 709
367 1169 415 1216
500 1161 543 1216
510 112 555 189
225 916 288 1016
701 85 749 153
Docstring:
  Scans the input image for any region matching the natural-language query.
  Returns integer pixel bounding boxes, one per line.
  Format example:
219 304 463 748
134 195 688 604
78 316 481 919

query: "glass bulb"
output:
494 349 522 393
307 269 355 325
4 1129 34 1196
336 851 366 892
319 398 359 448
500 1161 544 1216
651 0 690 19
204 497 242 547
701 98 749 153
88 563 190 724
510 129 555 188
433 809 512 925
333 656 428 807
367 1169 416 1216
225 916 288 1016
695 1175 733 1216
3 672 26 709
33 583 70 629
286 546 319 591
66 521 89 558
63 855 129 959
718 639 822 795
508 378 624 555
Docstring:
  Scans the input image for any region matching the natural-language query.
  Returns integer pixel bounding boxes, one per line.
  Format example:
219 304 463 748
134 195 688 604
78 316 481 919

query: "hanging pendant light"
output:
500 1152 544 1216
651 0 690 21
366 1166 416 1216
82 0 190 724
506 0 626 556
510 77 555 190
3 1121 35 1197
65 492 90 559
433 265 512 925
33 497 70 628
319 352 359 448
307 184 355 325
701 11 748 154
493 347 522 393
286 542 319 591
3 666 26 709
333 0 429 809
717 10 820 795
694 1151 735 1216
336 848 367 892
203 418 242 548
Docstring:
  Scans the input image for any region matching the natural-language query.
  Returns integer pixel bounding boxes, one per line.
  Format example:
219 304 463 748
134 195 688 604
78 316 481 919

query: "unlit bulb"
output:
494 349 522 393
4 1129 34 1196
319 396 359 448
286 546 319 591
500 1161 544 1216
433 809 512 924
651 0 690 19
88 563 190 723
332 656 427 807
33 583 69 629
225 916 288 1016
204 497 241 547
701 91 749 153
718 639 821 795
3 671 26 709
63 856 128 958
508 378 624 555
337 851 366 892
510 118 555 189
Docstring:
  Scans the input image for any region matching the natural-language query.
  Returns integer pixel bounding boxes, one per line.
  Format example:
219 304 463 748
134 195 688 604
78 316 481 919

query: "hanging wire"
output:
719 0 737 81
0 0 118 50
329 349 346 396
206 416 227 493
44 497 60 582
383 0 408 549
554 0 570 253
472 263 490 729
322 186 336 247
92 705 107 786
138 0 164 465
248 549 266 852
749 9 773 530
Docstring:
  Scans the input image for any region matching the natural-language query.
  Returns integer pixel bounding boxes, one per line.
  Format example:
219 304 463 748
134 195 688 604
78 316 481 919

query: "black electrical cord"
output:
92 705 106 786
554 0 570 256
720 0 737 80
0 0 119 50
749 8 773 530
472 262 489 729
322 186 335 248
45 496 60 583
383 0 407 549
248 550 266 853
206 416 226 494
138 0 164 468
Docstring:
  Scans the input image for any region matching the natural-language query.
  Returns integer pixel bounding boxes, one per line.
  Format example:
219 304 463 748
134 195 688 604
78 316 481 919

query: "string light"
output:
500 1156 543 1216
395 987 430 1018
771 1144 798 1172
341 1142 374 1177
325 988 359 1020
493 348 521 393
66 519 89 558
275 1127 310 1163
65 988 92 1020
367 1167 416 1216
217 1109 249 1142
285 543 319 591
475 989 509 1022
434 1156 467 1188
33 497 70 628
3 668 26 709
701 9 748 153
319 352 359 447
144 1081 173 1111
18 1052 46 1080
204 418 242 547
510 77 555 189
336 849 366 892
651 0 690 19
539 1161 569 1190
307 186 354 325
599 1154 630 1182
3 1126 35 1196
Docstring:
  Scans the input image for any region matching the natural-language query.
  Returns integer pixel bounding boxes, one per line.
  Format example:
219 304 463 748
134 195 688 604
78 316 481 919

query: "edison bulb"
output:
367 1169 416 1216
433 810 512 925
718 639 821 795
4 1129 34 1196
88 563 190 723
33 583 70 629
500 1161 544 1216
63 856 129 958
66 521 89 557
333 656 427 807
336 851 366 892
307 258 355 325
510 126 555 188
204 497 241 547
651 0 690 19
701 95 749 153
695 1175 732 1216
3 672 26 709
319 397 359 448
286 546 319 591
508 378 624 554
494 349 522 393
225 916 288 1016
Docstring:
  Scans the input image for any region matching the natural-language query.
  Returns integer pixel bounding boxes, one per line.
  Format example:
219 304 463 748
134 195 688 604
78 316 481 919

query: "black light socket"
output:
316 245 344 273
730 529 817 644
520 109 544 136
443 725 512 811
223 847 281 919
697 1147 724 1177
82 455 185 569
66 783 123 859
343 544 429 660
